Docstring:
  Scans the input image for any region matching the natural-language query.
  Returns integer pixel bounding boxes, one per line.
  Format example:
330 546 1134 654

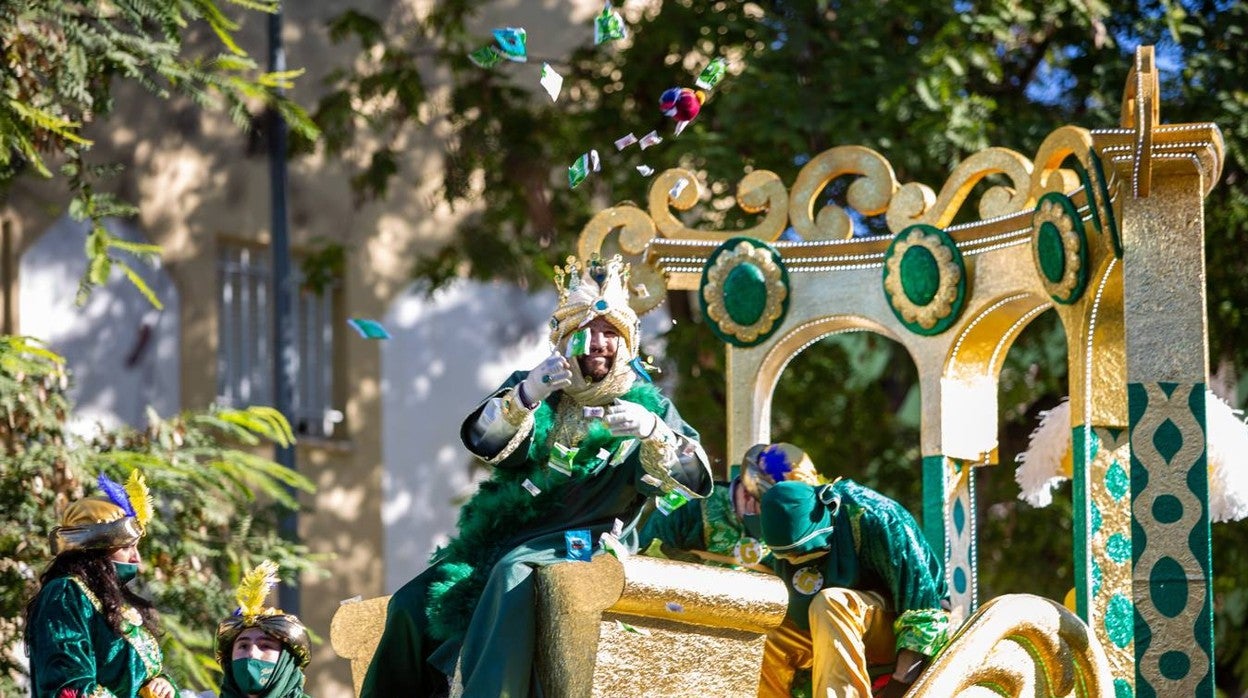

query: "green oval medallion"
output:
900 246 941 306
1037 222 1066 284
722 263 768 326
1151 556 1189 618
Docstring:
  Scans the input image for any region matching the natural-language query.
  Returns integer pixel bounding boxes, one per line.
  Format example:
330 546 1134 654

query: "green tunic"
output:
638 480 770 569
769 480 950 657
27 576 164 698
362 372 710 697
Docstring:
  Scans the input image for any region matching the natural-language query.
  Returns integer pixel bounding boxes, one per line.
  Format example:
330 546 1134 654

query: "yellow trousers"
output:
758 588 896 698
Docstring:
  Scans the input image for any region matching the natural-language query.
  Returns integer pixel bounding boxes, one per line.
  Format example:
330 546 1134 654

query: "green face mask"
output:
232 657 278 694
112 561 139 585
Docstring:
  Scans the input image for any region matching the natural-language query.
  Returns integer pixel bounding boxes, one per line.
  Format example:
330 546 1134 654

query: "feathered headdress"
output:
235 559 281 622
741 442 822 499
1015 392 1248 523
50 471 153 554
216 560 311 668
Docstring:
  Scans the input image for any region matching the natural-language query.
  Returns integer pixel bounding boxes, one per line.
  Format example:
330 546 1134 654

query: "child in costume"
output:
639 442 823 571
24 472 177 698
361 255 712 697
757 456 951 698
215 560 312 698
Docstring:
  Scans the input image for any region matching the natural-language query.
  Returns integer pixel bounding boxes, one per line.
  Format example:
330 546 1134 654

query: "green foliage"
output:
0 0 319 307
0 337 322 692
316 0 1248 691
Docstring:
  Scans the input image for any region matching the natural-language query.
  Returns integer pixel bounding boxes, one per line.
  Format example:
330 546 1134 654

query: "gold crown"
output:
549 254 640 355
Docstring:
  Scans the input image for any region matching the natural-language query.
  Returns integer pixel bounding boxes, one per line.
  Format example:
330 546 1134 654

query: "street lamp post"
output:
268 3 299 615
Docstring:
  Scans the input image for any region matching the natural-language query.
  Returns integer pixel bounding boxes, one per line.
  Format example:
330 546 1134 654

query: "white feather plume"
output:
1206 391 1248 524
1014 398 1072 508
1013 391 1248 523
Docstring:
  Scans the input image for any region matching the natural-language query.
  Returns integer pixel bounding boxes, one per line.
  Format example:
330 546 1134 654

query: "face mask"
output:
112 561 139 585
232 657 278 694
741 513 762 539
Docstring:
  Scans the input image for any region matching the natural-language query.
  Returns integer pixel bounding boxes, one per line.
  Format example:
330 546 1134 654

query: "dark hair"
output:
23 549 161 646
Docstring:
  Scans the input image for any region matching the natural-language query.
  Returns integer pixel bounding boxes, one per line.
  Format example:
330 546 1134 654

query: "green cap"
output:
760 481 839 555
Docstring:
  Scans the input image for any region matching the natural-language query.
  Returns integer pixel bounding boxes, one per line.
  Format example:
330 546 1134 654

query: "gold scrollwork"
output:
789 146 899 240
885 147 1033 232
577 204 668 315
702 241 788 344
882 228 961 330
648 168 788 242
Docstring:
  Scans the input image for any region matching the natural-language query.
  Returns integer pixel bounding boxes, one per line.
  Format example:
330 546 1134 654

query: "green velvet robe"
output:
361 372 710 697
769 479 950 658
27 576 164 698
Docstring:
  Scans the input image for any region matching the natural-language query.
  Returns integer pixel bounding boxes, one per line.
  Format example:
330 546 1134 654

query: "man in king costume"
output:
362 254 713 697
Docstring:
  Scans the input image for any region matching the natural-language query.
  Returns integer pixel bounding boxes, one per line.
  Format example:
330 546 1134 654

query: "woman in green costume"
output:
215 560 312 698
24 472 176 698
361 255 712 697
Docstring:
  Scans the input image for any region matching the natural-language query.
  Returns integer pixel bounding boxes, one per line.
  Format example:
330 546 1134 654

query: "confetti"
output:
615 619 651 636
638 131 663 149
583 406 606 418
347 318 391 339
635 165 654 177
669 177 690 199
468 44 504 69
631 283 650 298
594 1 628 45
566 327 592 357
614 133 638 150
665 601 685 613
640 474 663 489
522 478 542 496
611 518 624 537
599 531 630 560
628 356 653 383
492 27 528 62
566 529 594 561
656 489 689 515
695 57 728 90
568 150 601 189
540 63 563 101
549 443 578 476
339 595 363 605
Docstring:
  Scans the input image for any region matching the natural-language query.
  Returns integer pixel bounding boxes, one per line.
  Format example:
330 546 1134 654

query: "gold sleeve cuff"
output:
639 424 683 492
501 387 535 427
487 389 536 465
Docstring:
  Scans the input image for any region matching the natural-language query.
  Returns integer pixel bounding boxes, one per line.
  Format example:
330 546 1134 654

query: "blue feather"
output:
760 447 791 482
97 473 135 517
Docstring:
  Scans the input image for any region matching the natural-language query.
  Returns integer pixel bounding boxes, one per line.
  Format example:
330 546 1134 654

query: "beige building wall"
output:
1 1 604 694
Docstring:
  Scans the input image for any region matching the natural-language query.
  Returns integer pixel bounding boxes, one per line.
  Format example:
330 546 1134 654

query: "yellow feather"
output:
236 560 280 620
124 470 154 531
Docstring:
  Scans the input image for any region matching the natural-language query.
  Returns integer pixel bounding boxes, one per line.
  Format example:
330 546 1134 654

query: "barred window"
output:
217 244 341 438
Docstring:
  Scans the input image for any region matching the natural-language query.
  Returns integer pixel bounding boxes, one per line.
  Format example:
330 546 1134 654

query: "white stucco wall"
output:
19 216 180 432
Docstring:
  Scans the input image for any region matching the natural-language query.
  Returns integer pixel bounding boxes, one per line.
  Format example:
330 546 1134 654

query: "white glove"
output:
604 400 662 439
520 353 573 406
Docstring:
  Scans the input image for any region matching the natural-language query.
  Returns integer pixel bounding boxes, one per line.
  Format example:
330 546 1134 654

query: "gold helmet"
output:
740 442 822 499
51 472 153 554
215 560 311 668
